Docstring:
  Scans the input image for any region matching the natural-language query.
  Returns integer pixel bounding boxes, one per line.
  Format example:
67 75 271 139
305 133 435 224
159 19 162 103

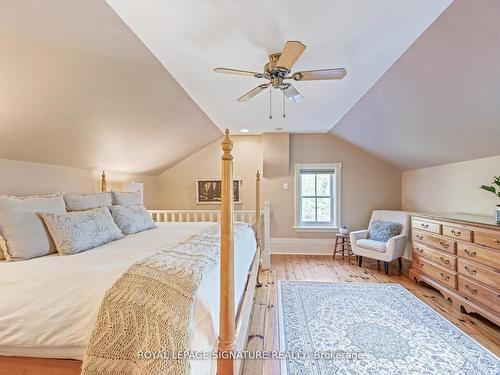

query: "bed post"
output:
255 170 263 287
218 129 234 375
101 171 107 192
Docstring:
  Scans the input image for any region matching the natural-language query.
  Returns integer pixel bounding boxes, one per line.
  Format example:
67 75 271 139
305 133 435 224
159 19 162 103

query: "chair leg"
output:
377 260 380 269
398 257 403 273
383 261 389 275
333 236 339 261
358 256 363 267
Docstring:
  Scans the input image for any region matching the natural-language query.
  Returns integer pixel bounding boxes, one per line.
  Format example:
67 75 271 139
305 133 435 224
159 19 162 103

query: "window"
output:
294 163 341 231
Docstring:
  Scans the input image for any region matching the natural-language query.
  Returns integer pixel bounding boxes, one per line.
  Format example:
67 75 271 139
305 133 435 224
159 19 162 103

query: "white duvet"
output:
0 222 256 374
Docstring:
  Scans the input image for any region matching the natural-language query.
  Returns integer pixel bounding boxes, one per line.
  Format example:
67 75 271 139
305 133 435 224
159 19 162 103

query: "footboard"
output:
149 203 271 269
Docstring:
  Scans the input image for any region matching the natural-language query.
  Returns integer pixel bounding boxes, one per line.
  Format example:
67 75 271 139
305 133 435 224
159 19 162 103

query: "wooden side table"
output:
333 233 354 263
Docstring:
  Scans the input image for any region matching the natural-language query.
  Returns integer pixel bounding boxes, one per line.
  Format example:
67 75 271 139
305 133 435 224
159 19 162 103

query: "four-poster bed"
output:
0 130 268 375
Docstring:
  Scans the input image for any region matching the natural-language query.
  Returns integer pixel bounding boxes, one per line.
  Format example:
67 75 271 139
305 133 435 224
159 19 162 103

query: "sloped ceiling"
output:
106 0 451 134
332 0 500 170
0 0 221 175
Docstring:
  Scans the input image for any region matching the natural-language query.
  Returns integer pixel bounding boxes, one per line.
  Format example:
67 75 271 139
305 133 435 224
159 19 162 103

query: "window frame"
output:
293 163 342 232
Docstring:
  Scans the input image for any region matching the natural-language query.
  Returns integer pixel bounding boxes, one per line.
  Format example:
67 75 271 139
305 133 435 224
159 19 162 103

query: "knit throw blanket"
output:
81 223 249 375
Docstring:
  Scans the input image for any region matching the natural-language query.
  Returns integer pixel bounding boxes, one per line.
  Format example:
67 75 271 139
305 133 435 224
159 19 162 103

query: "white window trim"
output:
293 162 342 232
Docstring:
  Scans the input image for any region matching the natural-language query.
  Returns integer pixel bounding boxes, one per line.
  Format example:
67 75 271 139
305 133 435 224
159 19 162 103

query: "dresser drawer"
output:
458 276 500 314
414 256 457 289
457 242 500 270
413 243 456 270
474 231 500 250
443 225 472 242
458 259 500 290
412 218 441 234
413 230 456 254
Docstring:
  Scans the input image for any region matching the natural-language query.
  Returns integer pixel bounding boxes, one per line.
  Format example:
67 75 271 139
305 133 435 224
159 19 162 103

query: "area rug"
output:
278 281 499 375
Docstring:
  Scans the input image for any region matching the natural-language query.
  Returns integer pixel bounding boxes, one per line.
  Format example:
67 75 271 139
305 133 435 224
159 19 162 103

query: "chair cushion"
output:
368 220 402 242
356 239 387 252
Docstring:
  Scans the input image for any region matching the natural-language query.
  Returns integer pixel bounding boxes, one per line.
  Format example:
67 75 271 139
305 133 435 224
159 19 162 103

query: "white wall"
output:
402 155 500 216
0 159 160 208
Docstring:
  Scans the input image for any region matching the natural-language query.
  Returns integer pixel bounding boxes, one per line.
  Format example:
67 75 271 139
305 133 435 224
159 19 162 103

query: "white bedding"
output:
0 222 256 374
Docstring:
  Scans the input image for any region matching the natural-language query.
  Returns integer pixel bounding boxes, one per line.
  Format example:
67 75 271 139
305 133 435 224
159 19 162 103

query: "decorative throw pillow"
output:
41 207 123 256
110 205 156 235
368 220 403 242
0 194 66 261
64 192 112 211
111 191 143 206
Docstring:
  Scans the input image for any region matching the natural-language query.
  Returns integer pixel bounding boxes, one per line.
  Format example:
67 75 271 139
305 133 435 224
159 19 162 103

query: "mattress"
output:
0 222 256 374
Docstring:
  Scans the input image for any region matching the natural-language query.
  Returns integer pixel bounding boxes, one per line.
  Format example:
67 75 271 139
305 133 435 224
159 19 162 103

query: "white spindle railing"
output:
149 209 258 225
148 202 271 265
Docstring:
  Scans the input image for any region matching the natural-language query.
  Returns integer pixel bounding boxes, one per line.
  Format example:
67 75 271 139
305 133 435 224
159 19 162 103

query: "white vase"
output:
496 205 500 224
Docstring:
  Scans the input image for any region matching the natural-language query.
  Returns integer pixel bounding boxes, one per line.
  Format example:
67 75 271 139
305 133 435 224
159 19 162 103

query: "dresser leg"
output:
398 257 402 274
358 256 363 267
383 261 389 275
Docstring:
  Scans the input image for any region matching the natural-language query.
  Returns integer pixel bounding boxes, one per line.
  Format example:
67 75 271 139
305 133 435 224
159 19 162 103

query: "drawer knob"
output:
439 241 450 249
464 265 477 275
465 284 478 295
495 239 500 244
439 272 450 281
416 247 424 254
421 223 429 229
440 256 450 265
419 263 424 268
450 230 461 236
416 235 424 240
463 249 477 257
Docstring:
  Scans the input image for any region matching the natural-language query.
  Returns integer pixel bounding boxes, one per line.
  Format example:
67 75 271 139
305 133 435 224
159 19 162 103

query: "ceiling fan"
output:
213 40 346 118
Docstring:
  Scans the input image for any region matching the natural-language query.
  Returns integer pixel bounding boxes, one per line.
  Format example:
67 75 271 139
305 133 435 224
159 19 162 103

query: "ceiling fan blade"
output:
293 68 346 81
214 67 262 77
237 83 270 102
282 84 304 104
277 41 306 70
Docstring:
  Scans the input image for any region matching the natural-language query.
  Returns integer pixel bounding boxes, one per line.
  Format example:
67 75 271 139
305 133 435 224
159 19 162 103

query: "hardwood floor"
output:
241 254 500 375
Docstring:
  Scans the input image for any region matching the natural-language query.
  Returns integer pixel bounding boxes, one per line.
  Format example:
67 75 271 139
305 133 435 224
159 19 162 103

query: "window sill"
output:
293 226 339 233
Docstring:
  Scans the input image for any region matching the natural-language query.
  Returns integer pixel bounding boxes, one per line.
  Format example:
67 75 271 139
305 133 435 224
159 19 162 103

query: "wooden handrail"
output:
218 129 234 375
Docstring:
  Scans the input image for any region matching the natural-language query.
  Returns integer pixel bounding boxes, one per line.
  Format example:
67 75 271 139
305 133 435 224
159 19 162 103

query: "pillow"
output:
64 192 112 211
110 205 156 235
41 207 123 256
112 191 143 206
0 194 66 261
368 220 403 242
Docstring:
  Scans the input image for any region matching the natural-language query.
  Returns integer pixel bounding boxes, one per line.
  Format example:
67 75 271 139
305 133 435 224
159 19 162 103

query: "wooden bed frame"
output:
0 130 266 375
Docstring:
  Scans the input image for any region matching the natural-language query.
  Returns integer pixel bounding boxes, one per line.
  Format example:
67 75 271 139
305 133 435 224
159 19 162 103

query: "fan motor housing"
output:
265 52 290 78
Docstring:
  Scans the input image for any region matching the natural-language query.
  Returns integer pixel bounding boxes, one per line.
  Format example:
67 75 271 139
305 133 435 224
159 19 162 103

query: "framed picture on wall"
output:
195 179 242 204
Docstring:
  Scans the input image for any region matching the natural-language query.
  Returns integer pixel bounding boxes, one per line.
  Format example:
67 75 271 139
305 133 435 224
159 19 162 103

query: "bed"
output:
0 130 265 375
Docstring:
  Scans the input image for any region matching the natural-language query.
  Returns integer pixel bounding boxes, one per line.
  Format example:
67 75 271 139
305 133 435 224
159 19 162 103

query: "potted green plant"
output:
480 176 500 223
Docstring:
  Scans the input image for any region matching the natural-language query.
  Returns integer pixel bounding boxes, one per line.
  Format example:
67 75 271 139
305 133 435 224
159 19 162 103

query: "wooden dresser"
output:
409 213 500 326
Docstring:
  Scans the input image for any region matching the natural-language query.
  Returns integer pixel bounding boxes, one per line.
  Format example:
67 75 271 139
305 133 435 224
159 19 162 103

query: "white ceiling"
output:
106 0 451 134
332 0 500 170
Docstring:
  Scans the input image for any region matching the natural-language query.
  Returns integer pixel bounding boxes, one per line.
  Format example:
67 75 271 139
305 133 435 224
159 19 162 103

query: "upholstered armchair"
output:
350 210 410 274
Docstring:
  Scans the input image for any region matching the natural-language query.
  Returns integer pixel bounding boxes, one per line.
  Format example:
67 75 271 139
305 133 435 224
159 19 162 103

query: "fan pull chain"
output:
269 86 272 119
283 90 286 118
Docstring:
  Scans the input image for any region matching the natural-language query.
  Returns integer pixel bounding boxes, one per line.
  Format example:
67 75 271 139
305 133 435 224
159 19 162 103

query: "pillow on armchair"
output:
368 220 403 242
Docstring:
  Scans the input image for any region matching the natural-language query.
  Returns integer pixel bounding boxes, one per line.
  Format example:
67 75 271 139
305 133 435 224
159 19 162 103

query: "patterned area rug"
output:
278 281 499 375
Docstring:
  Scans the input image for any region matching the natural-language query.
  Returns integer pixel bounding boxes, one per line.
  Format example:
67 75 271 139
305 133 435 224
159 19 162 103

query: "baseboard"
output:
271 237 414 260
271 237 334 255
